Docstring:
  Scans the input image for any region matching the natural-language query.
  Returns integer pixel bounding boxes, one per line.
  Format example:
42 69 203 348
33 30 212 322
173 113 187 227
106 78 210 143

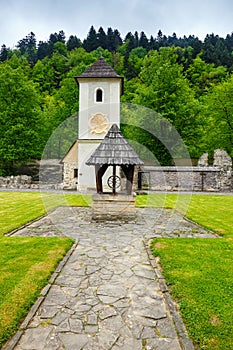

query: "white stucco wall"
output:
77 140 120 192
78 78 121 140
77 76 121 191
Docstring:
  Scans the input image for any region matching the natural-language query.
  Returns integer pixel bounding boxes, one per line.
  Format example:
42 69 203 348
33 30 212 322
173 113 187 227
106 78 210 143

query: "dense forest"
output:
0 26 233 174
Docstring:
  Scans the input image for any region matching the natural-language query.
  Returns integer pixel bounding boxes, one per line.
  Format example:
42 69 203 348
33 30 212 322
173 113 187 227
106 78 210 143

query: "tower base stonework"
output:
91 194 136 221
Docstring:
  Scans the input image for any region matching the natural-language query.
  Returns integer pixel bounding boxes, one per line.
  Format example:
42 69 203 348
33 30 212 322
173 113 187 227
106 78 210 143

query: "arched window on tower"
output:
96 88 103 102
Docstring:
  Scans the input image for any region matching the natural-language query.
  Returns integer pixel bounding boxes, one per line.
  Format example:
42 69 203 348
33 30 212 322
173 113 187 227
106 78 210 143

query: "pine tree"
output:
106 28 122 52
83 26 99 52
37 41 50 60
134 31 139 47
106 27 115 51
66 35 82 51
139 31 149 50
0 45 8 62
16 32 37 65
113 29 122 50
97 27 107 49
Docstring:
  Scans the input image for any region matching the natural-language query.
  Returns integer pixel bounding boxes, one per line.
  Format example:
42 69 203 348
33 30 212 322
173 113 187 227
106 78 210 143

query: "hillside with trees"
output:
0 26 233 174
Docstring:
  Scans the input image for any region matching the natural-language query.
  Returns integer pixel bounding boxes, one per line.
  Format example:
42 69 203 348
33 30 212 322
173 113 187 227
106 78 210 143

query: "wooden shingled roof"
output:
86 124 144 166
76 56 122 79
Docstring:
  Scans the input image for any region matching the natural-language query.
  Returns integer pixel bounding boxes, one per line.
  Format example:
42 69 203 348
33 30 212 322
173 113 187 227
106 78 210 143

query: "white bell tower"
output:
75 57 123 191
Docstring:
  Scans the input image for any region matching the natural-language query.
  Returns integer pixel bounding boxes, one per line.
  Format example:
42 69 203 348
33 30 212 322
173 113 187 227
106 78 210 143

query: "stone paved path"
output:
6 207 217 350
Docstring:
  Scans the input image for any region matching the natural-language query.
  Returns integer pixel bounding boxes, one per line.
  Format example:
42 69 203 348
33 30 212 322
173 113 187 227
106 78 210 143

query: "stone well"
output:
92 194 136 221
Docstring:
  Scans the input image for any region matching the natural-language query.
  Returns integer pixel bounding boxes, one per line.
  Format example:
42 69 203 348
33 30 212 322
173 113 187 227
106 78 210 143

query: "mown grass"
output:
144 193 233 350
185 195 233 238
151 239 233 350
1 191 232 349
0 191 91 235
0 236 73 346
0 191 90 347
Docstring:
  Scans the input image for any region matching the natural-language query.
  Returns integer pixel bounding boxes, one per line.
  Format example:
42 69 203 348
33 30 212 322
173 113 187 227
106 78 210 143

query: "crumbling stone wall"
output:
141 166 221 192
197 153 208 167
0 175 33 189
0 159 64 190
213 149 232 191
139 149 232 192
0 150 232 192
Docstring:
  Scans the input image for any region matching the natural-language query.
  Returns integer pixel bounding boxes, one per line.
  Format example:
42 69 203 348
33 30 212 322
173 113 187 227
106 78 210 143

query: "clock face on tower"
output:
89 113 109 134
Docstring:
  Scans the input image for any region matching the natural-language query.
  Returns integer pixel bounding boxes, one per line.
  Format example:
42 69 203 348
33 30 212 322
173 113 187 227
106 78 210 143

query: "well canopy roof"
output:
86 124 144 166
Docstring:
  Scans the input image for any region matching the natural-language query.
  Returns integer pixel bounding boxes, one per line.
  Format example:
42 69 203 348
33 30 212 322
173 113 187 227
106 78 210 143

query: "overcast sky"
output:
1 0 233 48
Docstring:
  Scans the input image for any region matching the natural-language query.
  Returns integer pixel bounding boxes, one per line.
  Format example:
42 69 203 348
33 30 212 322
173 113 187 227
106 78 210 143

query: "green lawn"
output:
0 191 90 347
0 191 91 235
0 236 73 346
1 192 232 349
144 193 233 350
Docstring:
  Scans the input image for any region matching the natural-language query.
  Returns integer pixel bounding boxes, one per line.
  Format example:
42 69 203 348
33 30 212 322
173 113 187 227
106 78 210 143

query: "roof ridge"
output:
76 57 122 79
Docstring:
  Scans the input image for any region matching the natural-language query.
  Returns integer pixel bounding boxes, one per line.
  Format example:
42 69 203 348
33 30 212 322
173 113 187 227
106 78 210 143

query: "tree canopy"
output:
0 65 42 174
0 26 233 174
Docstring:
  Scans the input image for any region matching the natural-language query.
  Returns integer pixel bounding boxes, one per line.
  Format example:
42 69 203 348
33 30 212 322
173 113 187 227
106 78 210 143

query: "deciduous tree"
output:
201 75 233 156
0 64 42 174
133 47 201 157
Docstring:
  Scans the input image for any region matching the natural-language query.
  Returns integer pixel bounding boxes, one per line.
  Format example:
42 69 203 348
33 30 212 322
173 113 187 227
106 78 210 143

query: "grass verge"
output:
1 191 232 349
145 193 233 350
0 191 87 347
151 238 233 350
0 236 73 347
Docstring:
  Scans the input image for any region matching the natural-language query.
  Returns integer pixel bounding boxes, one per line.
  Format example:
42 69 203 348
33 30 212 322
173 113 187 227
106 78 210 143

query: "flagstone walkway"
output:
6 206 217 350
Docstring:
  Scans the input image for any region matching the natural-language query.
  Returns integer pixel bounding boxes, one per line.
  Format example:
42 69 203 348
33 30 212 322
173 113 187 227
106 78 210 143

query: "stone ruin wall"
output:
140 167 222 192
0 159 64 190
139 149 232 192
0 150 232 192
